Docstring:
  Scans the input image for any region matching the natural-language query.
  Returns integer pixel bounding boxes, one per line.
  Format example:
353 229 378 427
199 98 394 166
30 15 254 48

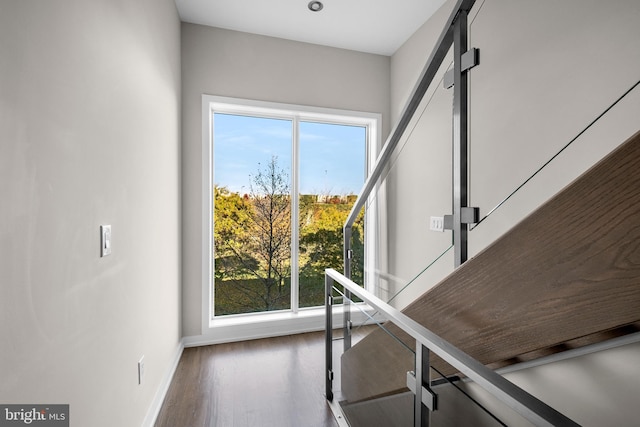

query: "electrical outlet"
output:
138 356 145 385
430 216 444 232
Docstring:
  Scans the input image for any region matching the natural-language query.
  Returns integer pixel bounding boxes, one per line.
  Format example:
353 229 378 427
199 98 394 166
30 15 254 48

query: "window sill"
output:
184 305 375 348
209 306 328 328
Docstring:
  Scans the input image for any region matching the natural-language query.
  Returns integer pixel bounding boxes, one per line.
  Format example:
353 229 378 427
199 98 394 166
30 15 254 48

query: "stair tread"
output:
341 130 640 403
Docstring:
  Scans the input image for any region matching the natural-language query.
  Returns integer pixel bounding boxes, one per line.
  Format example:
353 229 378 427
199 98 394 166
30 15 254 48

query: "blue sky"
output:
213 113 366 195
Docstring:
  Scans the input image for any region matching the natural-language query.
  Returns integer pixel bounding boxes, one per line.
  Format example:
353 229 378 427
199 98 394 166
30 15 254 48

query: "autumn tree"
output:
213 186 253 281
213 157 291 314
248 156 292 309
299 200 365 306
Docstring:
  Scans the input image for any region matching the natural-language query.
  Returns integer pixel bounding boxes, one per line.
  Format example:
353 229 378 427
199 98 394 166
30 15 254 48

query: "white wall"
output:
0 1 182 426
181 24 391 337
387 0 640 424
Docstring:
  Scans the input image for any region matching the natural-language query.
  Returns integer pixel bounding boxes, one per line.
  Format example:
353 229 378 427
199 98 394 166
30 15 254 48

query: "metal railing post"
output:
343 225 352 351
452 8 470 268
415 344 435 427
414 343 425 427
325 273 334 401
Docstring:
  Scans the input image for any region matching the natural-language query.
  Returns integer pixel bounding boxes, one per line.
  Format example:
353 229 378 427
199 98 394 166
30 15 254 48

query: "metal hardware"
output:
461 206 480 224
444 48 480 89
327 370 334 381
344 225 352 279
343 297 352 352
347 249 353 260
325 268 580 427
443 207 480 230
407 371 438 411
443 215 454 231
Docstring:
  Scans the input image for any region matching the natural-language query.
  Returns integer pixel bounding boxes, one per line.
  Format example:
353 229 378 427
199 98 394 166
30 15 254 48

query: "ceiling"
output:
174 0 447 56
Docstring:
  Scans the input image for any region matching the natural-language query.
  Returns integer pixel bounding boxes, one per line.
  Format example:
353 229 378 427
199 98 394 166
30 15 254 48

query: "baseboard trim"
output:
183 323 327 347
141 340 185 427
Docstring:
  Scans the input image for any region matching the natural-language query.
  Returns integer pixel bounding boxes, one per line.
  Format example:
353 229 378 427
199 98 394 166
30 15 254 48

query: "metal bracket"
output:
443 207 480 230
444 47 480 89
407 371 438 411
347 249 353 260
443 215 454 231
327 370 334 381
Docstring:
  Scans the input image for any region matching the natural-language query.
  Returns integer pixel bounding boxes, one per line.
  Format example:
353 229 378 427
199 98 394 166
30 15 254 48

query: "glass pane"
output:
213 113 292 316
350 205 366 289
365 56 455 310
428 357 577 426
298 121 366 308
466 1 640 261
429 360 509 427
332 287 416 427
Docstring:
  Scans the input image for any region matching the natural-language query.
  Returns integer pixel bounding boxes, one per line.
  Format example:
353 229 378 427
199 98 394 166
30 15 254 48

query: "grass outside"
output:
214 275 327 316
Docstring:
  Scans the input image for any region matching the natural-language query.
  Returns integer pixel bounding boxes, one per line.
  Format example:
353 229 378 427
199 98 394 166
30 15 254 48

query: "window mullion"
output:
290 116 300 313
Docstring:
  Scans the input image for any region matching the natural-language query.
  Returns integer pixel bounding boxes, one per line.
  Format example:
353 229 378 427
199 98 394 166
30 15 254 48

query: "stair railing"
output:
344 0 475 276
342 0 477 350
325 268 580 427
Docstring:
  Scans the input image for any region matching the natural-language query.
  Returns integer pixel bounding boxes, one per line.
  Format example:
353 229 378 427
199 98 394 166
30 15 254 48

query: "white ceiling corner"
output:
174 0 447 56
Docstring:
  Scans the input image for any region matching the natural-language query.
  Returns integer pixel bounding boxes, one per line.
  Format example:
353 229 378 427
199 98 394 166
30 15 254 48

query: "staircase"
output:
340 129 640 405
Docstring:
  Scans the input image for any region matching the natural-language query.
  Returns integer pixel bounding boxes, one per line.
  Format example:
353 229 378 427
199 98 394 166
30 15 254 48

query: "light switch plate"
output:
100 225 112 257
138 356 145 385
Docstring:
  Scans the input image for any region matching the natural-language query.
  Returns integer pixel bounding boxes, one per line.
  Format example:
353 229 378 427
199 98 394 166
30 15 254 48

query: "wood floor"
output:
154 331 338 427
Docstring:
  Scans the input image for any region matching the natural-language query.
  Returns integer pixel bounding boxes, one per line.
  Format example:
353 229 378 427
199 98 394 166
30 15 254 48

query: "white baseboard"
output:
141 340 185 427
184 321 325 347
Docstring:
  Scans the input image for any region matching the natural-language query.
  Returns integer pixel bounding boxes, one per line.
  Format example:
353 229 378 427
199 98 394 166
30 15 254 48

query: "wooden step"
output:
341 130 640 404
